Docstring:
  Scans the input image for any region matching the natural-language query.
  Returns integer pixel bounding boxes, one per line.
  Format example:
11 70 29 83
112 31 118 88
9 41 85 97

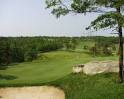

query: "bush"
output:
89 43 113 56
38 42 63 52
89 46 99 56
102 47 112 56
64 40 76 50
84 45 88 50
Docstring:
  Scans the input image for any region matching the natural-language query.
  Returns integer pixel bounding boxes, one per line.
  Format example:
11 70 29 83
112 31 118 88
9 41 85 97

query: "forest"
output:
0 36 119 66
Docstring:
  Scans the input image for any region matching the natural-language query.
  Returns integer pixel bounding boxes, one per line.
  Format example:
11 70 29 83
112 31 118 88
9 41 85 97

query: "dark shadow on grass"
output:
0 74 17 80
7 63 19 66
0 63 19 70
0 66 8 70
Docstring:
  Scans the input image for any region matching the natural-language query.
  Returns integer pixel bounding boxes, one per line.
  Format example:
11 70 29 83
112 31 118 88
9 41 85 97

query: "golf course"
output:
1 46 124 99
0 50 118 86
1 0 124 98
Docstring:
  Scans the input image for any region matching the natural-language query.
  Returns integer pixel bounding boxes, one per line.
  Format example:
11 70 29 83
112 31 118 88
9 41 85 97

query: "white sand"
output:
0 86 65 99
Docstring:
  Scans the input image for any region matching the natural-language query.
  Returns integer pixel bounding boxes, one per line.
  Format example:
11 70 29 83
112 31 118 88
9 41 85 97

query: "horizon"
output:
0 35 118 38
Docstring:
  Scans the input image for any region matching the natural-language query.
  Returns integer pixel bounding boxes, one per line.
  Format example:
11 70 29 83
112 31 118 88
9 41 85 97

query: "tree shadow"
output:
0 63 19 70
0 74 17 80
0 66 8 70
8 63 19 66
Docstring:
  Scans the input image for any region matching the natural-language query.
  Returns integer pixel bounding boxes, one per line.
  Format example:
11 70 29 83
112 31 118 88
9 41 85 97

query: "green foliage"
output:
0 38 11 65
71 0 91 13
38 41 63 52
24 49 38 62
88 12 124 30
102 46 112 56
83 45 88 50
0 37 65 65
89 42 113 56
94 0 124 8
52 7 69 18
11 47 24 62
112 45 116 51
89 46 98 56
46 0 69 18
64 38 78 50
65 42 76 50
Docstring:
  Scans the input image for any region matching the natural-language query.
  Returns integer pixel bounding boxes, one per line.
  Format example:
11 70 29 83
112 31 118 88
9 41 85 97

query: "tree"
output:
102 45 112 56
0 38 11 65
90 46 97 56
11 47 24 62
64 39 77 50
46 0 124 82
10 41 24 62
24 48 38 62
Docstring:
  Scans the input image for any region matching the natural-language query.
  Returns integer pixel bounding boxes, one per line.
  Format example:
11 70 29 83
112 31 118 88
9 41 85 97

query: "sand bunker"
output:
0 86 65 99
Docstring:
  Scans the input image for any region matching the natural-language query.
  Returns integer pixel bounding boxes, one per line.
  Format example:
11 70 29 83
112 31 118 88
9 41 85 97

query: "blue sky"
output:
0 0 116 37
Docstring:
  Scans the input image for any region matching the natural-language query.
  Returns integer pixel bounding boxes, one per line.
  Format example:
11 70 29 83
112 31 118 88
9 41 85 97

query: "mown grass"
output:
0 51 117 86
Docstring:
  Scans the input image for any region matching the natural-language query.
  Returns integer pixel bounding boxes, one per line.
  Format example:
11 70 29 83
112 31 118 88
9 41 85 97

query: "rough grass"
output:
50 73 124 99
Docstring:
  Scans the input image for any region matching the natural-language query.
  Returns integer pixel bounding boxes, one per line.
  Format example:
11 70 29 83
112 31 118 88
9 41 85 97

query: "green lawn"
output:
0 51 117 86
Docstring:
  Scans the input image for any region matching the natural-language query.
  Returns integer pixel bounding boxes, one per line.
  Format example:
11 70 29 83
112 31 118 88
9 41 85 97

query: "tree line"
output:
0 37 78 65
0 36 120 66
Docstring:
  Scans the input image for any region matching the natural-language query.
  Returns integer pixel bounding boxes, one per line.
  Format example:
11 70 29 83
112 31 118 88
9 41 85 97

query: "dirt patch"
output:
0 86 65 99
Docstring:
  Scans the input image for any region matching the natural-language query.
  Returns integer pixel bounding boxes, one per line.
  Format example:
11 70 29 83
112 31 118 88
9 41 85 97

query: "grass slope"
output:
0 51 117 86
50 73 124 99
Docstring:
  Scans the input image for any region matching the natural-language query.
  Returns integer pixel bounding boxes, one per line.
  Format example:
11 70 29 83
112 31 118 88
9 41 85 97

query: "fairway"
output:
0 51 117 86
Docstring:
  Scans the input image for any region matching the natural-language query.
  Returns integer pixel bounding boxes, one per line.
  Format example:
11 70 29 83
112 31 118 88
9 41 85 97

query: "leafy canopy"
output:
46 0 124 31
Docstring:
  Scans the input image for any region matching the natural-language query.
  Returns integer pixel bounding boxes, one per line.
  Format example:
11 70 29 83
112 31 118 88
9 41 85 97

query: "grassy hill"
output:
0 51 117 86
1 50 124 99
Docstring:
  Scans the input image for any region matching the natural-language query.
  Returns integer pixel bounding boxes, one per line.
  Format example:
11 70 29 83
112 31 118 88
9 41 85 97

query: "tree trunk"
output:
117 7 124 83
118 26 124 83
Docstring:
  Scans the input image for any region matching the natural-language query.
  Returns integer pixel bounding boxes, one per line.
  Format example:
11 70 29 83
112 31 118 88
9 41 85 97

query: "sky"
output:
0 0 117 37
